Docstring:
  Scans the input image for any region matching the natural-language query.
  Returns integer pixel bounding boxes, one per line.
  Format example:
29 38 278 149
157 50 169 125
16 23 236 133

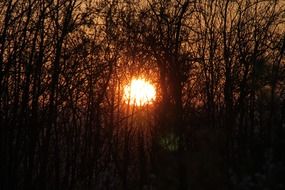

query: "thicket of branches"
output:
1 0 285 190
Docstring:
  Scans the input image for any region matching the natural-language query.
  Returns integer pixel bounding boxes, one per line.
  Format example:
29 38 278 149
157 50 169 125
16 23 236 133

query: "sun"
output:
123 78 156 106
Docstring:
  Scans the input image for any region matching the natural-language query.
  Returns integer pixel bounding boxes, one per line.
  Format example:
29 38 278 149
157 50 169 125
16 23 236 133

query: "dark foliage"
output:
0 0 285 189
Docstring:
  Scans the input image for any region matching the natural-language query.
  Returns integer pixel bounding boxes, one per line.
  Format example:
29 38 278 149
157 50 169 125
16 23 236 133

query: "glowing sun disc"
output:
124 79 156 106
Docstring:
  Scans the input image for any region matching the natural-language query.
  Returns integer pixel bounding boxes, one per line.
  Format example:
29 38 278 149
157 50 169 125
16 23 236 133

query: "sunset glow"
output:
123 79 156 106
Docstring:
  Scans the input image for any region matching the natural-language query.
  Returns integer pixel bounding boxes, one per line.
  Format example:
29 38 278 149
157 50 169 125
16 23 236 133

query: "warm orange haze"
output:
123 78 156 106
1 0 285 189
